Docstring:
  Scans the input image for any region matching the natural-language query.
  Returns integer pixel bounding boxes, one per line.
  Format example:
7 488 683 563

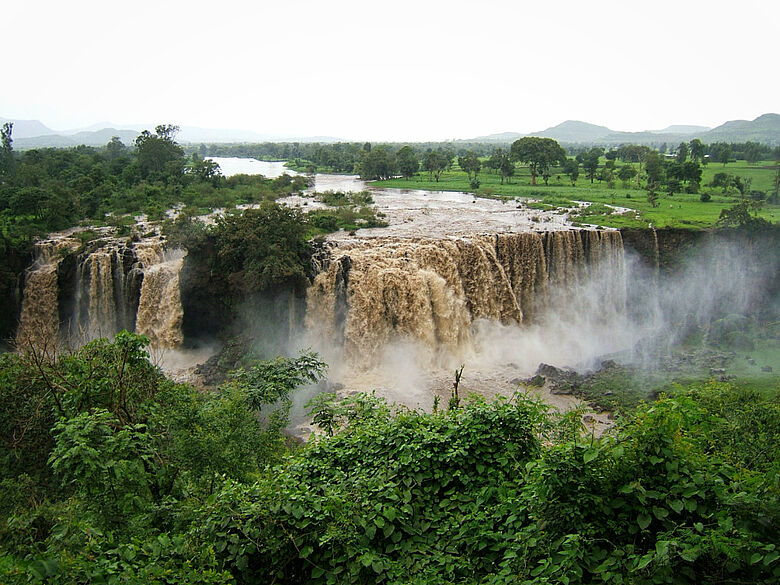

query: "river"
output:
209 157 576 238
207 157 293 178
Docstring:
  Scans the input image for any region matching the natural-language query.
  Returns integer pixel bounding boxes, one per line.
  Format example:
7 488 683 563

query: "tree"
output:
665 162 684 195
189 157 223 186
510 137 566 186
486 148 515 184
458 151 481 182
676 141 689 163
710 142 732 166
644 150 664 187
577 147 603 183
105 136 126 160
359 146 394 180
646 186 660 207
562 158 579 186
499 152 515 184
718 144 732 166
214 203 311 295
717 199 770 229
617 165 637 188
422 150 448 182
395 146 418 179
0 122 14 181
681 161 702 192
744 142 763 165
689 139 705 164
134 124 185 182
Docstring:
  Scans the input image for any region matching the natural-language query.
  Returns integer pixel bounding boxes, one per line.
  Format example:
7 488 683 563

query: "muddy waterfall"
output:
16 236 185 350
306 230 626 368
15 230 626 360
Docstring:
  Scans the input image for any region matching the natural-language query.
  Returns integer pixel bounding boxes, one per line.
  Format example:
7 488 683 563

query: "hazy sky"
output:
4 0 778 141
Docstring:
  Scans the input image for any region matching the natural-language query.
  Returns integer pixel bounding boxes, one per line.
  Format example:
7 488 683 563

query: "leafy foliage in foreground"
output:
186 385 780 585
1 333 778 585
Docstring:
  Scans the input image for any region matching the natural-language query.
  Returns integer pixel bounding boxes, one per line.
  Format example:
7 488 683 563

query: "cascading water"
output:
135 246 186 348
305 230 627 371
16 239 78 349
68 243 145 344
16 234 186 350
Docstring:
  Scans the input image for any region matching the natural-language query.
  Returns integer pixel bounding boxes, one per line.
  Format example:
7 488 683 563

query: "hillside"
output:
467 113 779 145
12 128 139 149
0 117 57 139
530 120 613 142
3 113 779 149
650 124 711 134
703 113 780 143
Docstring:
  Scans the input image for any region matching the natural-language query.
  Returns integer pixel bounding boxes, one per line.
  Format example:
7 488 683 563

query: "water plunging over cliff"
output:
305 230 627 375
135 245 186 348
16 239 79 350
16 234 185 350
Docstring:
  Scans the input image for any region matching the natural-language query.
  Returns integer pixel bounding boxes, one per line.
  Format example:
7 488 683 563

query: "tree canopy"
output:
510 137 567 185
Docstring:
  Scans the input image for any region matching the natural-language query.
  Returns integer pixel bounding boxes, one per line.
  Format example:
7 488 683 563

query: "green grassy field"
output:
374 159 779 229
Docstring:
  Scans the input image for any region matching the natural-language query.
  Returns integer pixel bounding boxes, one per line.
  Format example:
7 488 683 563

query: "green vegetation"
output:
0 125 378 341
306 190 388 235
177 138 780 230
368 139 779 229
1 333 778 584
2 129 777 582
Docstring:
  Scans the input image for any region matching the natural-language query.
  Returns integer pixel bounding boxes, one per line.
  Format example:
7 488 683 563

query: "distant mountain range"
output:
2 113 778 148
471 114 780 146
0 117 343 149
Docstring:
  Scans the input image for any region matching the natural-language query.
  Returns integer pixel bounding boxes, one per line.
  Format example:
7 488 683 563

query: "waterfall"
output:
135 246 186 348
16 240 77 350
17 234 186 351
306 230 626 368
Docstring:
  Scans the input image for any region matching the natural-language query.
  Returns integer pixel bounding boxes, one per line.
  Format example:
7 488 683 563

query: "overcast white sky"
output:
4 0 778 141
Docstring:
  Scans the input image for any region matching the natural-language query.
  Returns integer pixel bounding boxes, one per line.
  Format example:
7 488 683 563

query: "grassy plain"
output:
374 159 779 229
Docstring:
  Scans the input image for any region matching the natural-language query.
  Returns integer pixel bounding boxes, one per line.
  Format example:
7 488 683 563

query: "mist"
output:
297 231 778 410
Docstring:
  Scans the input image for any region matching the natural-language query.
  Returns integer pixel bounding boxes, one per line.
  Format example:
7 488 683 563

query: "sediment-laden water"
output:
304 230 628 411
16 234 186 351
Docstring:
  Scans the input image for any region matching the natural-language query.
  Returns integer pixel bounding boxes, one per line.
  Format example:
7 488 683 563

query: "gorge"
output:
9 162 779 415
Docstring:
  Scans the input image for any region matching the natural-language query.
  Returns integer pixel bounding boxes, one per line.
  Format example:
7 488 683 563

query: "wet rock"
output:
535 363 575 382
600 359 618 370
709 368 726 375
762 366 773 373
748 358 757 365
525 375 545 387
510 377 525 386
582 415 595 424
532 363 580 395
